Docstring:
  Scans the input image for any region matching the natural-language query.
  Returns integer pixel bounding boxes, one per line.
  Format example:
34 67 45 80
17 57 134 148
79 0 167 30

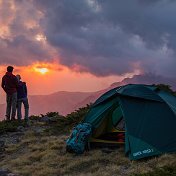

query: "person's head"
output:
16 74 21 82
7 66 14 72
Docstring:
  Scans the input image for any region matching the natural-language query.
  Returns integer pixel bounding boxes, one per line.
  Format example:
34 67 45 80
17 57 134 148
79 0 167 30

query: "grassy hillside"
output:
0 105 176 176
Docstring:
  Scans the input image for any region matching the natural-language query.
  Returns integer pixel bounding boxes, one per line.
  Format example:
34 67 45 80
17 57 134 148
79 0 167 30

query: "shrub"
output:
43 104 92 134
0 120 26 134
65 104 92 127
155 84 176 96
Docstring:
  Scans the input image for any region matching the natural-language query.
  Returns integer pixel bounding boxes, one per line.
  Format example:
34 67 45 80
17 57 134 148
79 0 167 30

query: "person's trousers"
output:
6 92 17 120
17 97 29 121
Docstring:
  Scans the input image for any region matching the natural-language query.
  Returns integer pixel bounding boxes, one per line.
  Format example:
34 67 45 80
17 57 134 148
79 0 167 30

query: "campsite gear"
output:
66 123 92 154
82 84 176 160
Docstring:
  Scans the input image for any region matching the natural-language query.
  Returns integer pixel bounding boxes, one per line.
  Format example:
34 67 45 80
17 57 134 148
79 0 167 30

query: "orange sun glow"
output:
34 67 49 74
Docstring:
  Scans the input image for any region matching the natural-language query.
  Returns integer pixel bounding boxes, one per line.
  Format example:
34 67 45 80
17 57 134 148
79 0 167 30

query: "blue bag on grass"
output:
66 123 92 154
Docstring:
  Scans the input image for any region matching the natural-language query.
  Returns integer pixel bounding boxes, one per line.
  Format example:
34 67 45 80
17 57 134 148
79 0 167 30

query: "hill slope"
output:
0 91 93 120
110 73 176 90
1 73 176 119
28 91 93 116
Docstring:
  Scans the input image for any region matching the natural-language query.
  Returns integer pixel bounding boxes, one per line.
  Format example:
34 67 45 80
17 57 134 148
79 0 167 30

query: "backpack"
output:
66 123 92 154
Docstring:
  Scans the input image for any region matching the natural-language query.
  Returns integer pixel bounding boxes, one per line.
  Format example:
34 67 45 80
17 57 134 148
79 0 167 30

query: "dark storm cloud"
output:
0 0 54 66
99 0 176 49
33 0 176 76
0 35 50 65
1 0 176 77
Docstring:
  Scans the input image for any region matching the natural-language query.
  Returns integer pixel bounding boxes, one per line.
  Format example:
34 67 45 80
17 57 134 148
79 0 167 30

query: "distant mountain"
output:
28 91 93 116
1 73 176 120
110 73 176 90
77 73 176 107
0 91 93 120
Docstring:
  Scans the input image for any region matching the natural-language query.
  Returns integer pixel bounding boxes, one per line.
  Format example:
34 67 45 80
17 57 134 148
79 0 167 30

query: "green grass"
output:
0 120 26 134
1 130 175 176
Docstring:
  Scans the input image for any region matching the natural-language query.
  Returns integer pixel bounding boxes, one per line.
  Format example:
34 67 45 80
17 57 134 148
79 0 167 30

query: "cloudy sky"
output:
0 0 176 100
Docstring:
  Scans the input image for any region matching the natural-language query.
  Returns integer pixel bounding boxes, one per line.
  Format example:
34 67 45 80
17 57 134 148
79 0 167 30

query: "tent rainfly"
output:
83 84 176 160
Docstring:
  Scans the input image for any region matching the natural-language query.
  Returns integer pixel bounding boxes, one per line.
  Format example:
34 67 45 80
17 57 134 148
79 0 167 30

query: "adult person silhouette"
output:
16 75 29 124
1 66 18 121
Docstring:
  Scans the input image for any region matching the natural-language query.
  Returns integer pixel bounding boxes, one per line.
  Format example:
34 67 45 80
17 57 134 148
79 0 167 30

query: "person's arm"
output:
24 82 28 96
14 76 18 88
1 76 6 92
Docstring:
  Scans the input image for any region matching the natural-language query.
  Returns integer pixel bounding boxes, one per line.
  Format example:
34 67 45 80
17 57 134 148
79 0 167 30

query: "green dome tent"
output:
83 84 176 160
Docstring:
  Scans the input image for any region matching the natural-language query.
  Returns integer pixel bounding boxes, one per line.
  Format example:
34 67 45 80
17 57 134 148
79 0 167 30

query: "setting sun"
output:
34 67 49 74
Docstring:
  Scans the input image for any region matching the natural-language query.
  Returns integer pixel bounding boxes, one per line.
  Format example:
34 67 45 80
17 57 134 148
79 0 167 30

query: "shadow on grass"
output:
132 166 176 176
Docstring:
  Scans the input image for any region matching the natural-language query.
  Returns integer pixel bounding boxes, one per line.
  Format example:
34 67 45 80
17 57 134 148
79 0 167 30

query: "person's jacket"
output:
1 72 18 95
17 81 27 99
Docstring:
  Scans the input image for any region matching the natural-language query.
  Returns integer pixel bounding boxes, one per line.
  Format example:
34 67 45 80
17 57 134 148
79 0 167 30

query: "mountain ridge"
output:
1 73 176 119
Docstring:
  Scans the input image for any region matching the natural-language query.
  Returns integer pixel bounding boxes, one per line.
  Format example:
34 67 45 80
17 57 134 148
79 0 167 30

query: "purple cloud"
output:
0 0 176 77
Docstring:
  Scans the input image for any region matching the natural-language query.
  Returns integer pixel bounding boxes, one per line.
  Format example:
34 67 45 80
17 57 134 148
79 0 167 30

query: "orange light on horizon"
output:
30 62 55 75
33 67 49 74
30 62 65 76
0 62 141 97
